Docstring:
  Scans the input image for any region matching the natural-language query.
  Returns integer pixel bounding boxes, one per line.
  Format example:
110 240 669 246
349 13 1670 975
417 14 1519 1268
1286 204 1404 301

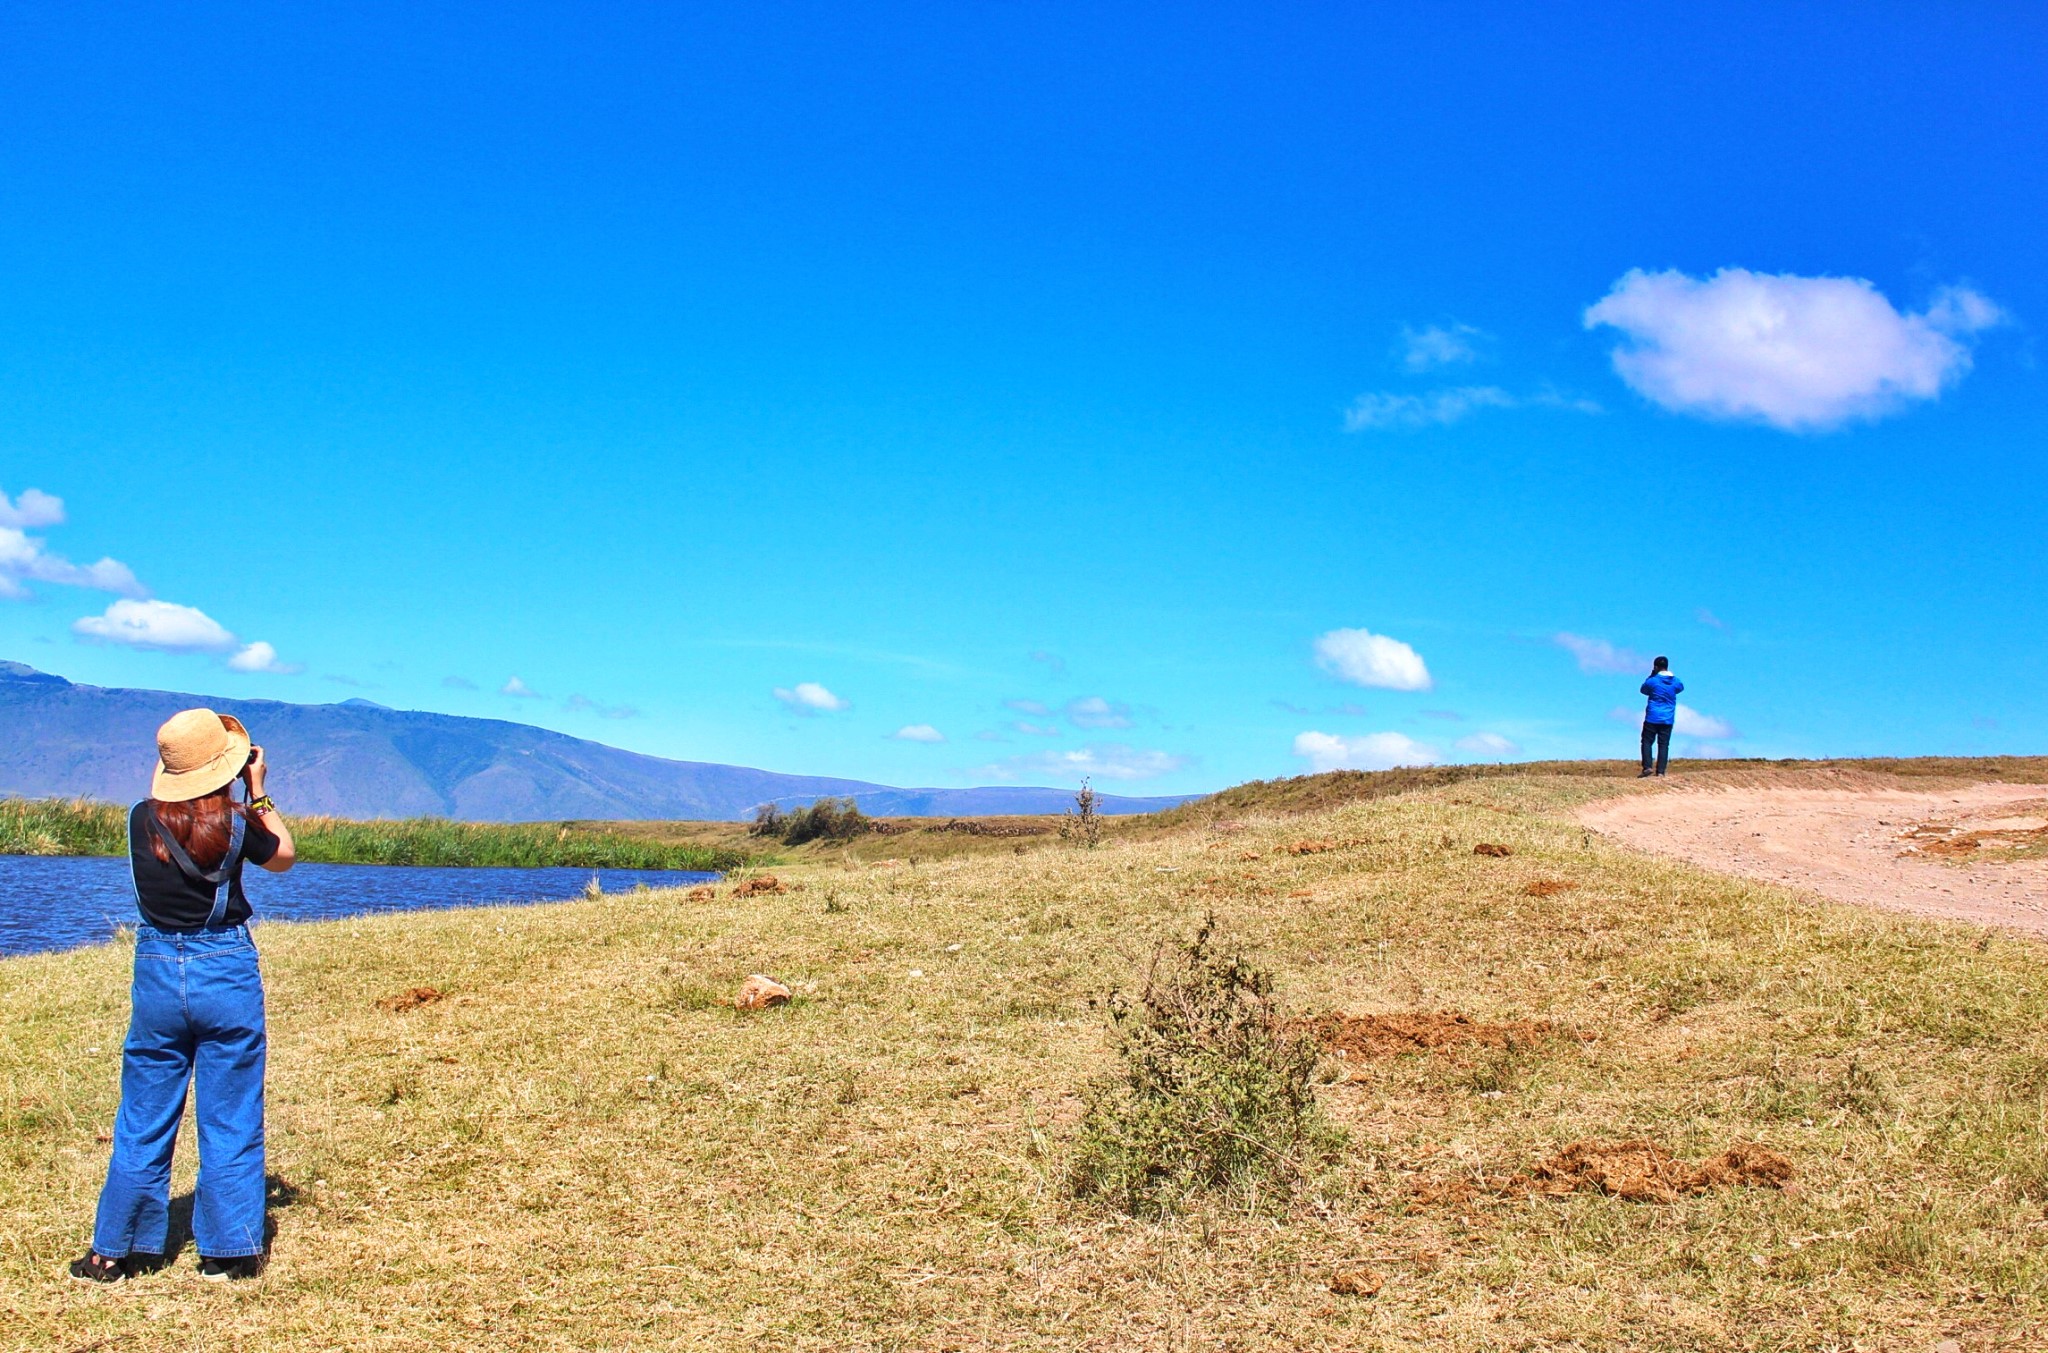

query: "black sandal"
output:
68 1252 126 1284
198 1254 264 1282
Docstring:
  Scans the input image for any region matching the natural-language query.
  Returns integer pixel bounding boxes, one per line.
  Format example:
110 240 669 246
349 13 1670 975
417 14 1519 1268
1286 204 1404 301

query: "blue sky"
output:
2 3 2044 796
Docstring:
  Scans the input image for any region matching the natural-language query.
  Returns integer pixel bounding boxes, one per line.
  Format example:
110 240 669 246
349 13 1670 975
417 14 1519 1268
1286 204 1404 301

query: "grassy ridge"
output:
5 770 2046 1347
0 797 750 871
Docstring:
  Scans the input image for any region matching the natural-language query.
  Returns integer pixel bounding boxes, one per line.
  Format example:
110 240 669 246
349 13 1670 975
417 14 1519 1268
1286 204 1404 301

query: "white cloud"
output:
0 487 65 529
891 724 946 743
1345 385 1514 430
1010 720 1061 737
774 681 849 713
979 744 1189 783
1314 628 1433 692
1609 703 1740 741
1455 732 1519 757
442 675 479 690
1584 268 2005 431
1674 705 1738 740
502 676 543 698
1344 385 1599 431
565 693 639 719
73 599 236 652
0 526 146 600
1293 730 1441 773
1065 695 1133 730
226 641 303 675
1554 632 1650 675
1004 698 1051 716
1399 323 1488 372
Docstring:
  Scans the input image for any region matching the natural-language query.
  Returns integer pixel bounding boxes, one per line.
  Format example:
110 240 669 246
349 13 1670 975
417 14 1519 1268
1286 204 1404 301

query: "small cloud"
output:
1029 649 1067 678
1004 698 1051 717
502 676 543 698
1696 608 1726 630
1674 705 1738 740
442 675 478 690
1065 695 1133 730
773 681 849 714
1398 322 1488 372
1313 627 1433 692
1554 632 1650 675
1010 720 1060 737
1419 709 1464 722
1609 703 1740 741
226 641 303 675
973 729 1011 743
1455 731 1520 757
323 673 367 688
1344 385 1598 431
565 693 639 719
1345 385 1514 430
977 744 1189 783
1270 699 1315 715
0 487 66 529
73 598 236 652
1584 268 2005 431
891 724 946 743
2 527 146 600
1292 730 1440 773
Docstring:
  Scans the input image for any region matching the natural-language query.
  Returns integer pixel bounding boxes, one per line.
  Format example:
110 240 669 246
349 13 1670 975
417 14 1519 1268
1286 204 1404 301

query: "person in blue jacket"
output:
1639 656 1683 777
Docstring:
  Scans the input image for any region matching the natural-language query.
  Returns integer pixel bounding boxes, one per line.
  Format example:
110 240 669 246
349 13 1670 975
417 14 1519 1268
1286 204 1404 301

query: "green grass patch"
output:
1 796 752 871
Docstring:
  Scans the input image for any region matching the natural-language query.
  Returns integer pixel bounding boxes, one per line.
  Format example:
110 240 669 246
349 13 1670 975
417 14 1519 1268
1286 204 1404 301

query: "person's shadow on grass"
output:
150 1173 303 1266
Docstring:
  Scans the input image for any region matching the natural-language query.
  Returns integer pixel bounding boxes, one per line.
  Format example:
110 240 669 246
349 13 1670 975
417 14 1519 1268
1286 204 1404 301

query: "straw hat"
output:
151 708 252 802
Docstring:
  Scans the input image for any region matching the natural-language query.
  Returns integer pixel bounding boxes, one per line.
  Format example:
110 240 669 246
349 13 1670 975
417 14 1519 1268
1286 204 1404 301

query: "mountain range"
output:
0 661 1198 821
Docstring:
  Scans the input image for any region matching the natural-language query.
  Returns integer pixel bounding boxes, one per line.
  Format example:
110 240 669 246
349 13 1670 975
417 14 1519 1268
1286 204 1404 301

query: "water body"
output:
0 854 720 958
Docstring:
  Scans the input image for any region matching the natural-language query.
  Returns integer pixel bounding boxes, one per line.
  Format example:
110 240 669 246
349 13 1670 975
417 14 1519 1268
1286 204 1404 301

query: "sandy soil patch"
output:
1580 783 2048 935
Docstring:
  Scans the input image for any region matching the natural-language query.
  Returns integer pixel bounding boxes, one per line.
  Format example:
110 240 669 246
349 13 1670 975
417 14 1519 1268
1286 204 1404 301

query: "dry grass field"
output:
6 767 2048 1350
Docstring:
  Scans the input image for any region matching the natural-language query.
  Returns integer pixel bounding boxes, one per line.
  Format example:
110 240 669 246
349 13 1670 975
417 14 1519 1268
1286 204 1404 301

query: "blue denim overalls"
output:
91 807 268 1261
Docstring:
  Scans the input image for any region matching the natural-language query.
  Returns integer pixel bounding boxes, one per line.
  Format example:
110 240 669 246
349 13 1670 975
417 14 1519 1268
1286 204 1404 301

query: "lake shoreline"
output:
0 796 756 871
0 852 721 958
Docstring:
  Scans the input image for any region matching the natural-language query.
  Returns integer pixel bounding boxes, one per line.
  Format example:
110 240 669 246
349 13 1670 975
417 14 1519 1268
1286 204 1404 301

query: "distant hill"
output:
0 661 1199 822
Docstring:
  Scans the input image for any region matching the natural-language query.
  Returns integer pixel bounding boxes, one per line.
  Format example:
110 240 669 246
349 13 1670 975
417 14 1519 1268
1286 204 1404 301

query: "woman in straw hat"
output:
71 709 296 1284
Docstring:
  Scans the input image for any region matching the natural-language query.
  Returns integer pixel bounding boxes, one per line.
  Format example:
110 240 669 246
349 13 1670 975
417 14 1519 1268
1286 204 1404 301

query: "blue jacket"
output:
1641 672 1683 726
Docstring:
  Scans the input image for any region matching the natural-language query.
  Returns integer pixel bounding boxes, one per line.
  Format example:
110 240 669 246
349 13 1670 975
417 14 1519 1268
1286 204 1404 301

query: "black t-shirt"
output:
126 801 280 931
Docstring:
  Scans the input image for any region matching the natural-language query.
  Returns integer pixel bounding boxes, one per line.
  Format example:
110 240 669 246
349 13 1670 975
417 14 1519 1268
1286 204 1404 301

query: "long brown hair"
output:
149 787 244 870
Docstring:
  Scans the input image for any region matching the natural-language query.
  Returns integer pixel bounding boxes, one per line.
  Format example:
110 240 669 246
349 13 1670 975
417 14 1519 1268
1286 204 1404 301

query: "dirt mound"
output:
1286 839 1338 856
376 986 444 1013
1520 1139 1792 1202
1302 1011 1555 1060
731 875 786 897
1523 879 1579 896
931 819 1049 838
732 974 792 1011
1328 1267 1384 1297
1473 842 1513 857
685 885 717 901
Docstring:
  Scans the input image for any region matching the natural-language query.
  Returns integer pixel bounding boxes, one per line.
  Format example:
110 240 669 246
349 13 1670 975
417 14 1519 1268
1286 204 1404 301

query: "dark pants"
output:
1640 722 1673 775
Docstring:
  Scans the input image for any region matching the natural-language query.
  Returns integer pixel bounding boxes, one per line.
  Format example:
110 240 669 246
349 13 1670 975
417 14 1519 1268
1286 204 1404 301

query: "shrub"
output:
1070 916 1341 1215
1058 778 1103 848
751 798 872 846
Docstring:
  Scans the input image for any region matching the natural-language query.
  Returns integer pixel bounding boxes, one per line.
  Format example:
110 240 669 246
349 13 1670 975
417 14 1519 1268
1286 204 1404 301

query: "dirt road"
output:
1578 782 2048 936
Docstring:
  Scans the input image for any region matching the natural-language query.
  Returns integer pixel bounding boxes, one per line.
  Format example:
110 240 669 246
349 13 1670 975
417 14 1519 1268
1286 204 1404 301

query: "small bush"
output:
751 798 872 846
1070 917 1341 1215
1059 778 1103 848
